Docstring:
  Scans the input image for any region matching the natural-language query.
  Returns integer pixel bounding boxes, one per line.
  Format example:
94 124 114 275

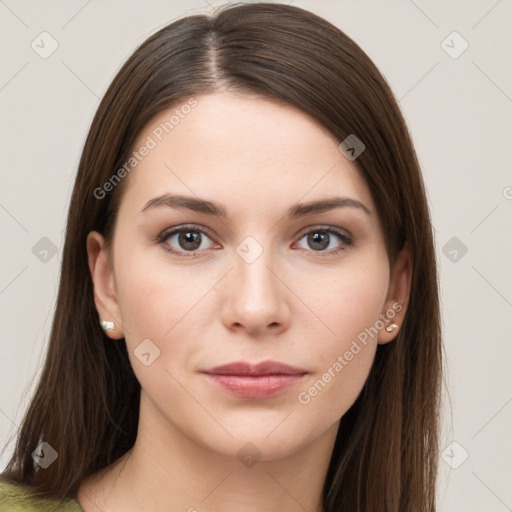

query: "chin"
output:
195 422 318 462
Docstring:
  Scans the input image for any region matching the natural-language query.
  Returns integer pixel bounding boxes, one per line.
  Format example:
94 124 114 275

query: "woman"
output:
0 2 442 511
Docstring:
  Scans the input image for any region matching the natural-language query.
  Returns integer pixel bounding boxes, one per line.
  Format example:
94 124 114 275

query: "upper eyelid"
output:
296 224 352 238
160 224 217 242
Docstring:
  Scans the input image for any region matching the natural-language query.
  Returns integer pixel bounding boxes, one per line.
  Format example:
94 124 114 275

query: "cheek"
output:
112 244 222 387
293 261 387 420
112 256 206 404
296 342 376 431
300 259 388 347
295 280 382 422
113 242 209 336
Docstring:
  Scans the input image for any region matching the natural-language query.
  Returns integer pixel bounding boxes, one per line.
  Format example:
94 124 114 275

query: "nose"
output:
220 247 291 337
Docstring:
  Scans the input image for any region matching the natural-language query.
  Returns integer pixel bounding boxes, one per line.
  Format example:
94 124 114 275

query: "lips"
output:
201 360 308 399
202 360 308 376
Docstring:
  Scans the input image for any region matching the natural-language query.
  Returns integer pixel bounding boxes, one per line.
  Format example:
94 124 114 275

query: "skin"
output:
79 91 412 512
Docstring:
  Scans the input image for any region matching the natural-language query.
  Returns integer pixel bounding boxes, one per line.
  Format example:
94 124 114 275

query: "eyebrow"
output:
141 193 372 218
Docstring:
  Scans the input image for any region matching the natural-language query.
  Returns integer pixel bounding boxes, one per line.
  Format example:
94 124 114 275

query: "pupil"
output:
180 231 201 250
309 232 328 250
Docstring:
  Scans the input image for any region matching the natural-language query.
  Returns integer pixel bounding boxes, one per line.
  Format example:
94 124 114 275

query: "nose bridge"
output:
234 234 280 302
223 233 289 333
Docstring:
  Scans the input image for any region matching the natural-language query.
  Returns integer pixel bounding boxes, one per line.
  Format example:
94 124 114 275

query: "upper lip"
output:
202 360 308 376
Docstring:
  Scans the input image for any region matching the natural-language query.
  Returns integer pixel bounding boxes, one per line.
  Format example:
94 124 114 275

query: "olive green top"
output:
0 480 84 511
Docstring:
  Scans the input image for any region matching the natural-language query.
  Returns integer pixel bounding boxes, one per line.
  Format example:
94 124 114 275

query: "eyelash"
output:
156 224 354 259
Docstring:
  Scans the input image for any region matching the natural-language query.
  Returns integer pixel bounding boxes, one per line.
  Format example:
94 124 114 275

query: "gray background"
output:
1 0 511 510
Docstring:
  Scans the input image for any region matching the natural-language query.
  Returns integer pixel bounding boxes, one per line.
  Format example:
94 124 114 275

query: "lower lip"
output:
203 373 307 399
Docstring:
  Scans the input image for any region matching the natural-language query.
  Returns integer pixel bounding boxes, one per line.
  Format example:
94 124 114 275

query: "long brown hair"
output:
1 3 442 510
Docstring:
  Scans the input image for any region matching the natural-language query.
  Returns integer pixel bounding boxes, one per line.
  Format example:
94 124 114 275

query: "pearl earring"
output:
100 319 115 332
385 323 398 332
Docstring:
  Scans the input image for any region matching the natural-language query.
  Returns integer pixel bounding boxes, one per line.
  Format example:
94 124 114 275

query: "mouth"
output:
201 360 308 399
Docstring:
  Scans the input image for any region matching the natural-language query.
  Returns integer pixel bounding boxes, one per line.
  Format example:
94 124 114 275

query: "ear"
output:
86 231 124 339
378 243 412 344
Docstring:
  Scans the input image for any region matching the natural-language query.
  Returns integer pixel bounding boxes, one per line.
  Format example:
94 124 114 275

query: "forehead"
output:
119 92 376 220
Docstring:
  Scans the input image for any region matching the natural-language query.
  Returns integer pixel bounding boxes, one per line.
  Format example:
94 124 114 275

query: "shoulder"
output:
0 480 84 512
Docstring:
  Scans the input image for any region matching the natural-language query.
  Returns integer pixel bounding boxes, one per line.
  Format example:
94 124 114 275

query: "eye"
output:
157 224 354 258
295 227 353 255
158 225 216 257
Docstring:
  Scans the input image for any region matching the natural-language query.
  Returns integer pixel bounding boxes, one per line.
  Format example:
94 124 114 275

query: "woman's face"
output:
88 92 410 460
